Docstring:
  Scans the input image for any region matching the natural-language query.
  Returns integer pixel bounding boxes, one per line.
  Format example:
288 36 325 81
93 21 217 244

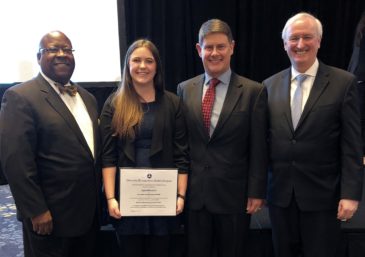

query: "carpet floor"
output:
0 185 23 257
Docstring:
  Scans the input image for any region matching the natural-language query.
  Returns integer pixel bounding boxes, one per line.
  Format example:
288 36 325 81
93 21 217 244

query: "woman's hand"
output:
107 198 122 219
176 196 185 215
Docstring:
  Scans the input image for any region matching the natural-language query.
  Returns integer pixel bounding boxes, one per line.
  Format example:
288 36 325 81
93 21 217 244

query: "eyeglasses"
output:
39 47 75 55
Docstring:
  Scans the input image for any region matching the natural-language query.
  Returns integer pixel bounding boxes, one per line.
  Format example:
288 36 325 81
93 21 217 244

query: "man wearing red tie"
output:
177 19 268 257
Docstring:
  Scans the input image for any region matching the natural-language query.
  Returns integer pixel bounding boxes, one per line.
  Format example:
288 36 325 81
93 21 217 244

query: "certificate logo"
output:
147 173 152 179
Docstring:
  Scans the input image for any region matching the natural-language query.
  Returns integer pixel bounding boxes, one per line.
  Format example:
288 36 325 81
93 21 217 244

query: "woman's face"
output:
129 46 156 88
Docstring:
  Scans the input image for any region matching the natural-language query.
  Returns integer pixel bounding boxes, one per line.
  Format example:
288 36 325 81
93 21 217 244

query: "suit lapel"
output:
210 73 242 139
77 86 99 159
37 75 94 159
280 70 296 132
296 64 329 129
150 93 164 157
191 76 210 142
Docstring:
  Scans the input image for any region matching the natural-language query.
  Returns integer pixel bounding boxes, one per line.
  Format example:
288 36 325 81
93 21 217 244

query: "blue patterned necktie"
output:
291 74 308 129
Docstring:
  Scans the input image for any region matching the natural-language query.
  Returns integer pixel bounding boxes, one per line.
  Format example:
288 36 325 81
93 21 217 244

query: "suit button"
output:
204 165 210 169
291 139 296 144
291 161 296 165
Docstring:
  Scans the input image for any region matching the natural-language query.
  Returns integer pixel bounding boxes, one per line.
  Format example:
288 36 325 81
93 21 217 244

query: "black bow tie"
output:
56 83 77 96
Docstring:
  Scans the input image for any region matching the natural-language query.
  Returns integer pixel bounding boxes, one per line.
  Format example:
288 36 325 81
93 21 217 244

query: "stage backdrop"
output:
0 0 122 84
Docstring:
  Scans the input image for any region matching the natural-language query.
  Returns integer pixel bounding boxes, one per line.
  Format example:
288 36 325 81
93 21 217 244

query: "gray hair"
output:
282 12 323 40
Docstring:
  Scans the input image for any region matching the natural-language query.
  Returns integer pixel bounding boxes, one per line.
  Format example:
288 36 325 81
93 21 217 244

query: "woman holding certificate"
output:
100 39 189 257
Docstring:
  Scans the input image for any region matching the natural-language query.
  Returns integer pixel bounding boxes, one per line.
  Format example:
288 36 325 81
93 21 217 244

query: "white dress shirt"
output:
41 72 95 158
290 59 319 111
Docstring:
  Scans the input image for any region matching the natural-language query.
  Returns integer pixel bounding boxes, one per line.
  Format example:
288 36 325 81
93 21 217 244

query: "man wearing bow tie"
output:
0 31 101 257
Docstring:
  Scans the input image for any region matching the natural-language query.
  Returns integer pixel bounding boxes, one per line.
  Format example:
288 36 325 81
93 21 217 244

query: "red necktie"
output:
202 78 220 135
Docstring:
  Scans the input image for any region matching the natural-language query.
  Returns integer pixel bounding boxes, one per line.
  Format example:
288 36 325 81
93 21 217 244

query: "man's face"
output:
196 33 234 78
283 18 321 73
37 32 75 85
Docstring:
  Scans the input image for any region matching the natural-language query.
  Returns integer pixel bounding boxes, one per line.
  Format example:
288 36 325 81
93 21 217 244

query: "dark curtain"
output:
121 0 365 92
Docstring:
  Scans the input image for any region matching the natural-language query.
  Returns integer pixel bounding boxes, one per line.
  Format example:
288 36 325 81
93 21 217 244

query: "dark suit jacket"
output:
0 74 101 237
100 90 189 176
264 62 363 211
348 36 365 82
177 72 268 214
0 163 7 185
348 36 365 153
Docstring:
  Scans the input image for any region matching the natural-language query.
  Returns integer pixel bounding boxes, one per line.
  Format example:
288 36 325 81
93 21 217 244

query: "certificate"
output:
119 168 178 216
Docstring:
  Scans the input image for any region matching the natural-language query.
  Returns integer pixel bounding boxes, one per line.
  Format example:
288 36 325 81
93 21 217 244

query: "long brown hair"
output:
112 39 164 139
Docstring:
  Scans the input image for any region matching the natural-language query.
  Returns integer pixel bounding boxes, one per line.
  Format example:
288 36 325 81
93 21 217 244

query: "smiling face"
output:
37 31 75 85
128 46 157 88
196 32 234 78
283 17 321 73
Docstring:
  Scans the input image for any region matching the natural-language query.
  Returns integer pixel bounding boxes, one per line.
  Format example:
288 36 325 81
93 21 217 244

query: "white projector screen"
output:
0 0 121 83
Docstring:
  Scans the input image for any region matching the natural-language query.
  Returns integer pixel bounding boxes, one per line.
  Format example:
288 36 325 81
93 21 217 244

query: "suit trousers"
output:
117 234 170 257
187 208 251 257
22 215 98 257
269 197 341 257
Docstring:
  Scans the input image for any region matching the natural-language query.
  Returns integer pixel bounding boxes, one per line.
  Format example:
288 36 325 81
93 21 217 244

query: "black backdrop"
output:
120 0 365 92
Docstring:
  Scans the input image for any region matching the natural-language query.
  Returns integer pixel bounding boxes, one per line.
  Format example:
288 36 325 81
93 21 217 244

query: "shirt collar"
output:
291 58 319 81
204 68 232 86
40 71 71 87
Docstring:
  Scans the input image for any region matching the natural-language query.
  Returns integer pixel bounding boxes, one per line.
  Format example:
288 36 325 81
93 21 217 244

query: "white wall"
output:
0 0 121 83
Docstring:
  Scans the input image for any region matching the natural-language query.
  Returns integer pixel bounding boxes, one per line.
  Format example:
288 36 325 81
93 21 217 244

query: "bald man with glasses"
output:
0 31 101 257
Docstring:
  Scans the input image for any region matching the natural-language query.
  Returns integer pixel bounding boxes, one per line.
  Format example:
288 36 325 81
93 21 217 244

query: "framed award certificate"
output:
119 168 178 216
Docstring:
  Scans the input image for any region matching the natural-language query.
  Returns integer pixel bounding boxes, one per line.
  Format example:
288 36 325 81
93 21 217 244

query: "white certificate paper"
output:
119 168 178 216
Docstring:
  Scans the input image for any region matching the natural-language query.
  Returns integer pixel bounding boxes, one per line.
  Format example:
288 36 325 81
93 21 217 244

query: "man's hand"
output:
246 198 264 214
337 199 359 221
31 210 53 235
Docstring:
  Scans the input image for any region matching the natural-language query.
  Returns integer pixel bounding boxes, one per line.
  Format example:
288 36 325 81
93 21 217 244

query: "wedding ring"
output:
341 219 347 222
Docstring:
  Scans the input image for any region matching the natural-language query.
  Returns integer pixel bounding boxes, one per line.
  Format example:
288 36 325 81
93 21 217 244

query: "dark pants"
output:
117 234 170 257
187 208 251 257
269 198 341 257
23 217 98 257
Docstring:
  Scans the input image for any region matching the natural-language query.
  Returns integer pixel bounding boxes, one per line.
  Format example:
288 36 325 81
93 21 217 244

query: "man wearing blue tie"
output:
264 12 363 257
